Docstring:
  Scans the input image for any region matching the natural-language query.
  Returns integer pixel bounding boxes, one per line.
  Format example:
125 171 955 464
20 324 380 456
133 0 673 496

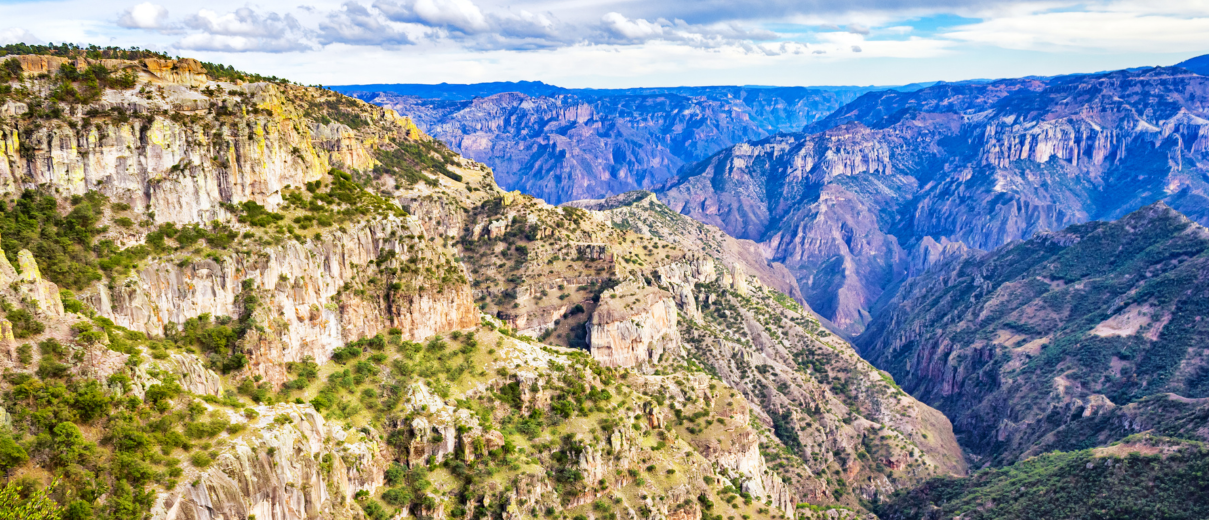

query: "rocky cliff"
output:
569 191 967 505
658 67 1209 335
858 203 1209 465
156 404 383 520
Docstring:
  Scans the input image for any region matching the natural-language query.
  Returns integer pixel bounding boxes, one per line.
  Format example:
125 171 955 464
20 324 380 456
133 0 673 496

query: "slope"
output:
873 434 1209 520
858 203 1209 465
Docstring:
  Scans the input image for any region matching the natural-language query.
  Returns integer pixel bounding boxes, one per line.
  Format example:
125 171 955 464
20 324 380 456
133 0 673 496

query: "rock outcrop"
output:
577 190 967 503
154 404 383 520
0 60 412 224
588 281 680 368
86 218 477 385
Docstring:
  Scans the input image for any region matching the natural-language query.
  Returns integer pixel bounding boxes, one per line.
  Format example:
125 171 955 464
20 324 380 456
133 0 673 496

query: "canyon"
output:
0 48 961 520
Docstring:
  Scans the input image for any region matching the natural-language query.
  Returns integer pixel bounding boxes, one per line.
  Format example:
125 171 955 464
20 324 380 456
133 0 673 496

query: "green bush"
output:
190 452 212 468
0 433 28 473
0 190 107 290
8 309 44 339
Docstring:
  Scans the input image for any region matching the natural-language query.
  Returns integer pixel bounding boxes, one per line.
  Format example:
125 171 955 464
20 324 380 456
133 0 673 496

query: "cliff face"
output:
87 218 476 385
156 404 383 520
574 191 967 504
0 80 407 224
658 67 1209 334
858 203 1209 465
586 281 681 368
0 54 477 387
358 87 868 204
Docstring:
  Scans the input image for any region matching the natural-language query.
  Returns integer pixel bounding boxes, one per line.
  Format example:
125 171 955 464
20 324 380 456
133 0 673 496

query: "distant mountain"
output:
352 86 885 204
1176 53 1209 75
330 80 567 100
858 203 1209 464
657 66 1209 334
330 81 912 102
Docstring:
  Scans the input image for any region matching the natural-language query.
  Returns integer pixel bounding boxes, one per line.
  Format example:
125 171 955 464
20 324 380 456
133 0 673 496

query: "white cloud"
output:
185 8 301 38
117 2 170 30
176 7 311 52
945 9 1209 52
374 0 490 33
0 28 42 45
493 10 558 39
601 12 665 40
595 12 779 51
318 2 415 47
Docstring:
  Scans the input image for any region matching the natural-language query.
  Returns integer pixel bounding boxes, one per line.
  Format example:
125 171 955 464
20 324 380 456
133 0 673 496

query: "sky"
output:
1 0 1208 88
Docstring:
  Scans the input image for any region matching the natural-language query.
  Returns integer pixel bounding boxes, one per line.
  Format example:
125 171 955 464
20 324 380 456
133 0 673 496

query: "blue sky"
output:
1 0 1206 87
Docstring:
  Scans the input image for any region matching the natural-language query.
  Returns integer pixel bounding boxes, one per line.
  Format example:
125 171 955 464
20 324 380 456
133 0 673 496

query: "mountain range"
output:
344 86 887 204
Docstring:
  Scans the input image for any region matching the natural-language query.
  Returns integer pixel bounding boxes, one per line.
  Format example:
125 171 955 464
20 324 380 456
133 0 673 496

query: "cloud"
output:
367 0 571 50
492 10 559 40
461 10 573 51
185 8 302 38
944 9 1209 53
117 2 170 30
176 8 311 52
318 1 415 47
176 34 311 53
600 12 665 40
852 45 863 52
615 0 1036 26
374 0 489 34
743 41 811 56
0 28 42 45
595 12 779 50
846 23 870 35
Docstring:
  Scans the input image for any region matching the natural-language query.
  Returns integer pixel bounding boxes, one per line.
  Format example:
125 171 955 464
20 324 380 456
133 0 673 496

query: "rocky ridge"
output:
568 191 966 504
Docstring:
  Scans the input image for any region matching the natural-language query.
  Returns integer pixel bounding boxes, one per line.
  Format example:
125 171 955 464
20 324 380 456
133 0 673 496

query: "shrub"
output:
8 309 44 339
0 433 28 473
190 452 212 468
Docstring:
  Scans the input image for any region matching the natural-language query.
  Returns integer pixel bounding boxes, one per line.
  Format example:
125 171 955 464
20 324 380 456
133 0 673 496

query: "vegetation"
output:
0 190 107 290
0 43 169 61
873 438 1209 520
0 315 243 520
860 203 1209 463
373 140 463 186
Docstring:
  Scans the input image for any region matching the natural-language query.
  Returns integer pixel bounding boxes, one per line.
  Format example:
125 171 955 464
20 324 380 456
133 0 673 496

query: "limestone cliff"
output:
587 280 681 368
156 404 383 520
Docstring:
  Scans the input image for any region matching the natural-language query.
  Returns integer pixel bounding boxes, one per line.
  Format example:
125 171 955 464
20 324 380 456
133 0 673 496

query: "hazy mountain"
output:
346 86 885 204
658 66 1209 335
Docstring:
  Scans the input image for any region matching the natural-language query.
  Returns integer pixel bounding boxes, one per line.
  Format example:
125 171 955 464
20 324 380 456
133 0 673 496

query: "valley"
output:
1 40 1209 520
